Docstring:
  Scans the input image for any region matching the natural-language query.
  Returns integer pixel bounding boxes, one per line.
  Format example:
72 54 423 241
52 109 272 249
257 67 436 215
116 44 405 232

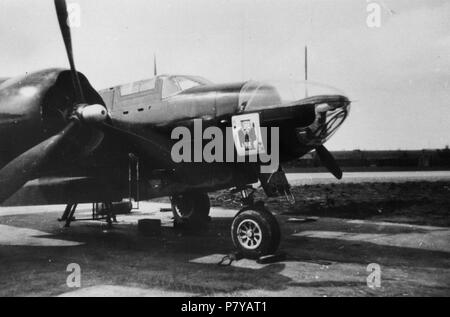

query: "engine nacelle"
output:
0 69 106 169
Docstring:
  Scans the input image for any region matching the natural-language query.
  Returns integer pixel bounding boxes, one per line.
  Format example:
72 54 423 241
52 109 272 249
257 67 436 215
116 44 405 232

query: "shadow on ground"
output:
1 207 449 296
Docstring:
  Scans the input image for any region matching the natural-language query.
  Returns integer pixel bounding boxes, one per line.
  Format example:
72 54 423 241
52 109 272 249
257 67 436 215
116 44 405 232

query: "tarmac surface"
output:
0 171 449 297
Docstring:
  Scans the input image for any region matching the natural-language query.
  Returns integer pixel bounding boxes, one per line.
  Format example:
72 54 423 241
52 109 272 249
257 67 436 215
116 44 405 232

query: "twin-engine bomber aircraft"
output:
0 0 351 258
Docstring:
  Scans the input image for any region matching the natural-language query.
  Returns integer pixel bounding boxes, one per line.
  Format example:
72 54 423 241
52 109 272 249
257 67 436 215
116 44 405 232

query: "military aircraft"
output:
0 0 351 258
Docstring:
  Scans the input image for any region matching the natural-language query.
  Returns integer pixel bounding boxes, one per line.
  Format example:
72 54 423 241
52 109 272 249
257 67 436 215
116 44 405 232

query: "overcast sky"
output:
0 0 449 150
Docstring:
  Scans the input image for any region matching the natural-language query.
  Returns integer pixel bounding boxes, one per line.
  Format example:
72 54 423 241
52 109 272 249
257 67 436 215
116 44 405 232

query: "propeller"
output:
0 122 78 202
54 0 84 103
0 0 107 203
315 145 343 180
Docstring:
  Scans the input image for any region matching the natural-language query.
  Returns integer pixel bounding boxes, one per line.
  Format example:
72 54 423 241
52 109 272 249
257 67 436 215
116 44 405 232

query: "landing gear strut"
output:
231 188 281 259
58 202 120 228
58 203 78 228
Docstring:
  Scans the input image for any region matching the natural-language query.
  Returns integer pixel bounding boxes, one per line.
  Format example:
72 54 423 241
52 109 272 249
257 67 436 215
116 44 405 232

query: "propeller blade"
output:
0 122 78 203
315 145 343 180
54 0 85 103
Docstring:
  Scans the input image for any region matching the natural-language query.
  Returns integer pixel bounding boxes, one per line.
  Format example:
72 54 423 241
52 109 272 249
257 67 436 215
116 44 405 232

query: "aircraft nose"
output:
297 96 351 146
237 80 350 114
235 81 351 145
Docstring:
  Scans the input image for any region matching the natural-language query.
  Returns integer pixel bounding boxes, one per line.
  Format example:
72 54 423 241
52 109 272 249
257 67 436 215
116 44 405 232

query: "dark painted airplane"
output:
0 0 351 258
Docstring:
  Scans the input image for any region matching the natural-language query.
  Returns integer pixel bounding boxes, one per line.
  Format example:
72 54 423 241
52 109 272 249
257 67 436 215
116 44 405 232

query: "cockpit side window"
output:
162 78 181 99
120 78 156 96
139 78 156 91
176 77 201 91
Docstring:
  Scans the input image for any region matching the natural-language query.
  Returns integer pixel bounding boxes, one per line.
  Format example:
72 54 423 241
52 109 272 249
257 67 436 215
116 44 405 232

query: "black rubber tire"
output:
231 206 281 259
171 192 210 229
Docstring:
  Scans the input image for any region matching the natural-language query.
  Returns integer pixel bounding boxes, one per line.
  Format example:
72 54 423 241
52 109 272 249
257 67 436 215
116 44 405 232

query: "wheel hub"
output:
237 219 262 250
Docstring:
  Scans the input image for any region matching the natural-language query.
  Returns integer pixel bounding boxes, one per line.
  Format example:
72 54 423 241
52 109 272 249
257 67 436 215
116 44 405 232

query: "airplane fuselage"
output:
0 69 350 206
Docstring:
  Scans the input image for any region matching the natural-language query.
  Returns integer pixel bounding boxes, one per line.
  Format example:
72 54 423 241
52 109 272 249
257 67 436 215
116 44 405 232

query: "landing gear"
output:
231 189 281 258
58 201 123 228
99 202 116 229
171 192 211 229
231 205 280 259
58 203 78 228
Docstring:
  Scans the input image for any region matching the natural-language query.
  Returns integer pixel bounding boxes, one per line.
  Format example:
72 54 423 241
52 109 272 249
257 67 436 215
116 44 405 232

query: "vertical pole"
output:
305 45 308 97
136 157 140 209
128 154 132 203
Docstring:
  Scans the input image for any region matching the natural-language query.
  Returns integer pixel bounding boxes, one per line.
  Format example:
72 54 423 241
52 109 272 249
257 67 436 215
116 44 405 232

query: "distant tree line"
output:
288 147 450 170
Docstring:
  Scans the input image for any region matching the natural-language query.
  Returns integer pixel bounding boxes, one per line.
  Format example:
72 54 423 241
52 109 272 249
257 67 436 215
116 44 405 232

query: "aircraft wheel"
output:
171 192 210 229
231 206 280 259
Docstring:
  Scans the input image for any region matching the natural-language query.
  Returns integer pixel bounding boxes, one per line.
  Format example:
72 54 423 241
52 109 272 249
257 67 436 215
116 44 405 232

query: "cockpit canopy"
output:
160 75 212 98
118 75 212 99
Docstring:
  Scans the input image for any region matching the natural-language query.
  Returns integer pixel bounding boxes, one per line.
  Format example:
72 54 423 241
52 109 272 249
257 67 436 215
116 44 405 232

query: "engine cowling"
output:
0 68 105 169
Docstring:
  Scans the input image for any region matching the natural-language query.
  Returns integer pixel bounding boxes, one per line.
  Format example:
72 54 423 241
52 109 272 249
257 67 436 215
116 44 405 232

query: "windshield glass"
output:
161 75 211 98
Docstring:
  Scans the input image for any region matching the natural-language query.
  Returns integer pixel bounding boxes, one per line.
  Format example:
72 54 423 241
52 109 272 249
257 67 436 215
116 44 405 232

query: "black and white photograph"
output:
0 0 449 300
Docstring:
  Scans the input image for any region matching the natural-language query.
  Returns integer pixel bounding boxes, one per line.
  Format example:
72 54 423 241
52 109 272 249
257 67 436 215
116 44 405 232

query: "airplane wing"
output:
1 176 125 207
